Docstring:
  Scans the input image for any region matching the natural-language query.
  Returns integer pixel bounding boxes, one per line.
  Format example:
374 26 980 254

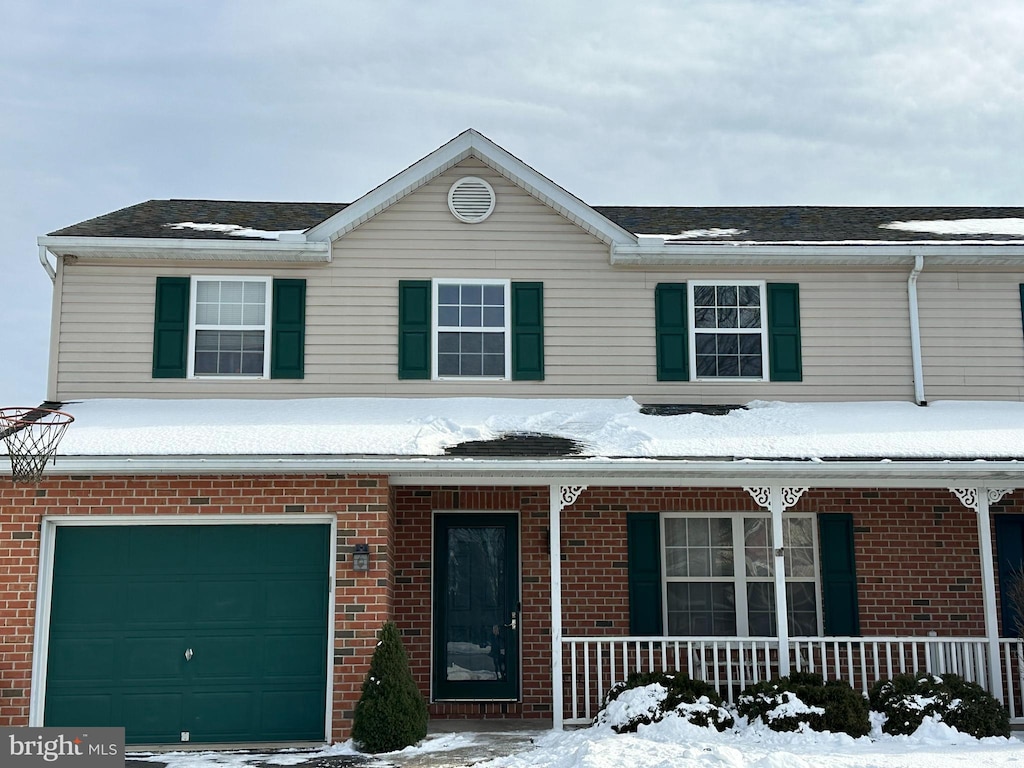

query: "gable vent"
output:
448 177 495 223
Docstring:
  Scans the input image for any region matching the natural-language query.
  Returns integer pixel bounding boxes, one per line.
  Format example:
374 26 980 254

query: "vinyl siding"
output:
51 159 1022 403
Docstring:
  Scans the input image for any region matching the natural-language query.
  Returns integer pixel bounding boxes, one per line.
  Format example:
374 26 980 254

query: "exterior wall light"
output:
353 543 370 571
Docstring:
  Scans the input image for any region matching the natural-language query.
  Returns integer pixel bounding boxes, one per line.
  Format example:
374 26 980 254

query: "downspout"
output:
907 254 926 406
38 246 56 283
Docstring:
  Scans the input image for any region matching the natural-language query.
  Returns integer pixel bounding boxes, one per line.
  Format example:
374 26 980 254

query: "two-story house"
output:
4 129 1024 747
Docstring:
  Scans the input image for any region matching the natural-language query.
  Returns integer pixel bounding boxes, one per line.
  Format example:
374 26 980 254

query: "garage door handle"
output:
184 648 194 662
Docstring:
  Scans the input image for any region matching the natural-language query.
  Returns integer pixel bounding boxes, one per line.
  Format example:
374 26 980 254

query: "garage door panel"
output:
193 579 260 622
125 579 191 625
265 578 328 621
45 694 113 728
264 633 328 677
123 692 185 743
265 526 330 571
188 690 255 741
261 689 326 741
128 527 193 573
50 581 121 625
47 636 116 680
124 636 188 680
53 528 124 575
188 634 260 679
195 526 255 572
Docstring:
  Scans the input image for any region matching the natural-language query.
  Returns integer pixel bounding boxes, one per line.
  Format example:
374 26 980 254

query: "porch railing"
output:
561 635 999 726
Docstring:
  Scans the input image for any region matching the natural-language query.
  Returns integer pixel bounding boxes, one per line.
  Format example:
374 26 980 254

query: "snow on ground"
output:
49 397 1024 459
132 719 1024 768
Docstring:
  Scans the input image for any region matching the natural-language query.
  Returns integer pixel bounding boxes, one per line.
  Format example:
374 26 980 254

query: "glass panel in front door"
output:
434 514 519 700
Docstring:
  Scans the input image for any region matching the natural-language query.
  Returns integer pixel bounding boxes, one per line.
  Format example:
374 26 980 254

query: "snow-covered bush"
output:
351 621 429 752
597 672 735 733
736 672 870 737
868 672 1008 738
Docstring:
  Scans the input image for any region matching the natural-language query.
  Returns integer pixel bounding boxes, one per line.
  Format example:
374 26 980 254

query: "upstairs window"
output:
435 280 510 378
691 281 766 380
190 277 272 377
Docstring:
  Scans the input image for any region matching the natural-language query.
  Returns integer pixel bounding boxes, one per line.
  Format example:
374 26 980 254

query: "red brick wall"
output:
0 473 391 741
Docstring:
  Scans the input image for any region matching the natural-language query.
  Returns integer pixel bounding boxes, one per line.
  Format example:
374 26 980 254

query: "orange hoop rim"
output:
0 407 76 428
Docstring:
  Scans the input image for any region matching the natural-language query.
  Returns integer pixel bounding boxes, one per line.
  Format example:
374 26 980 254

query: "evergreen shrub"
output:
351 621 429 752
868 672 1008 738
597 671 734 733
736 672 870 737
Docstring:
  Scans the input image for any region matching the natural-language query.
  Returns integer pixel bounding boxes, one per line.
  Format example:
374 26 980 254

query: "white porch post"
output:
550 485 586 730
745 486 807 678
951 487 1012 704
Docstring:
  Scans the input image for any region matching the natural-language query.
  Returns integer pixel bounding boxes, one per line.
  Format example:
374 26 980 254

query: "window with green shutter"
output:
152 275 306 380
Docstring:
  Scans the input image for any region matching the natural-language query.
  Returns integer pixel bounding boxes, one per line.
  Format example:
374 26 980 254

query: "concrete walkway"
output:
125 720 551 768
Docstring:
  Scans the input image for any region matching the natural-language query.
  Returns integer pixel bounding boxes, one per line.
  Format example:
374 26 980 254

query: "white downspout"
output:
907 254 926 406
38 246 56 283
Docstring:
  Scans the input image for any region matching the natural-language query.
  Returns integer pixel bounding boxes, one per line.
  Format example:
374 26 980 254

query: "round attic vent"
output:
448 176 495 223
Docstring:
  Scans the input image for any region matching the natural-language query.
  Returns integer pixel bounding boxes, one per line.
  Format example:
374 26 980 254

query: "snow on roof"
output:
164 222 305 240
881 218 1024 237
44 398 1024 460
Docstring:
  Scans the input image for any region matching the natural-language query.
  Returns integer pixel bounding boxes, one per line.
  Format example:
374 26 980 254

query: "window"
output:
690 281 766 380
398 279 544 381
662 513 820 637
434 279 511 378
654 282 802 382
152 276 305 380
189 277 272 377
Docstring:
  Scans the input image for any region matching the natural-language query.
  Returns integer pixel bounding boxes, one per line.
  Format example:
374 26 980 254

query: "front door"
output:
432 513 520 701
995 514 1024 637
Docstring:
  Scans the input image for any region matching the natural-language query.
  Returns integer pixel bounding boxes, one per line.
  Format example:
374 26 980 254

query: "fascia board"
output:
37 236 330 263
35 455 1024 488
304 129 637 247
611 242 1024 267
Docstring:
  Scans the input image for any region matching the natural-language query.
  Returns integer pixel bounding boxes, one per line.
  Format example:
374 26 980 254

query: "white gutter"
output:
908 255 927 405
38 245 56 283
34 455 1024 487
36 236 331 263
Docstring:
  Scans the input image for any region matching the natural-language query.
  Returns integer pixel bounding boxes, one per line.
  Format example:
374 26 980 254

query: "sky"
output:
3 0 1024 406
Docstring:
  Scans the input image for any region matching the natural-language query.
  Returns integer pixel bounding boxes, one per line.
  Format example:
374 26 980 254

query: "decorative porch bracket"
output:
744 486 808 678
551 485 587 730
950 487 1014 704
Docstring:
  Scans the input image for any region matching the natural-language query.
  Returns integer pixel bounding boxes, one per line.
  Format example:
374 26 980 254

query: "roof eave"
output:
611 242 1024 267
38 236 331 264
304 129 637 248
34 455 1024 488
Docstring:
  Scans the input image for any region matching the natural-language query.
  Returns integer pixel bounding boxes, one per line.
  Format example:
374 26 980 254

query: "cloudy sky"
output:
2 0 1023 406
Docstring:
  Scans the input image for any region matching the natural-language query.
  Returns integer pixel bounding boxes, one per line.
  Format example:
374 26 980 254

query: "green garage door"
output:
44 524 330 745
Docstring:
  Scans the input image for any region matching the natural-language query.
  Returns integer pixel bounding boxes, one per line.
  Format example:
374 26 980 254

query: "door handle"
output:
184 648 194 662
505 612 517 631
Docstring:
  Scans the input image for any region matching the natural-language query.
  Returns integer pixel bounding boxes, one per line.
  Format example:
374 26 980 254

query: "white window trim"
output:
660 511 823 637
187 275 273 379
431 278 512 381
688 280 769 383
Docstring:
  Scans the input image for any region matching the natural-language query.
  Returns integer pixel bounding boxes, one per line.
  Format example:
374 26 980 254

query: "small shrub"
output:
351 622 429 753
737 672 870 737
597 671 734 733
869 673 1009 738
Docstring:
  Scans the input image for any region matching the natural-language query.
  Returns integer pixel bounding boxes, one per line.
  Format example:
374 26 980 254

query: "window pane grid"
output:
435 282 508 377
192 278 269 377
692 283 764 379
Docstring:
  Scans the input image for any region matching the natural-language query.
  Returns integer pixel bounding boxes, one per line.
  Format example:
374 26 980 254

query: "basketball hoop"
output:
0 407 75 484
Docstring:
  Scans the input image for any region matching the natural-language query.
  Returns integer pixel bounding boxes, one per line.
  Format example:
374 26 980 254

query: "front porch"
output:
560 634 1024 725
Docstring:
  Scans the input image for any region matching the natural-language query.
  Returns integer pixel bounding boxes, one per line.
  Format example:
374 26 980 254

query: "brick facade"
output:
3 477 1023 738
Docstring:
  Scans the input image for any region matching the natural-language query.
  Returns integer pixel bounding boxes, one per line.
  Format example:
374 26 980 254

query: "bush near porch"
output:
596 671 1008 739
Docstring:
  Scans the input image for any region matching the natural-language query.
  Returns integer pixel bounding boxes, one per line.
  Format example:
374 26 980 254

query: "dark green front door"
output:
44 524 329 745
433 513 520 701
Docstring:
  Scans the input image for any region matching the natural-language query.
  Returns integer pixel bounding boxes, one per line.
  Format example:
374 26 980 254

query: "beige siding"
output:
53 158 1019 403
918 270 1024 401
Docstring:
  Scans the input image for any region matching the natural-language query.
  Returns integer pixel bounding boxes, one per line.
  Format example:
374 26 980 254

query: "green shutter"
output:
511 282 544 380
655 283 689 381
767 283 802 382
271 279 306 379
398 280 431 379
627 513 663 635
152 277 189 378
819 513 860 636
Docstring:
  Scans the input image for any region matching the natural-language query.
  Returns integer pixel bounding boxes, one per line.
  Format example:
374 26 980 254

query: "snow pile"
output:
880 218 1024 237
51 397 1024 459
164 222 305 240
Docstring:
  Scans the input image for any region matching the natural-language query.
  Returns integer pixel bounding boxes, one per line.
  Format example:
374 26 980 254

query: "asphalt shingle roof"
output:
48 200 1024 242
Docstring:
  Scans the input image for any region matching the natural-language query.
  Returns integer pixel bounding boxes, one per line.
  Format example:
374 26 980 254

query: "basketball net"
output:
0 407 75 484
